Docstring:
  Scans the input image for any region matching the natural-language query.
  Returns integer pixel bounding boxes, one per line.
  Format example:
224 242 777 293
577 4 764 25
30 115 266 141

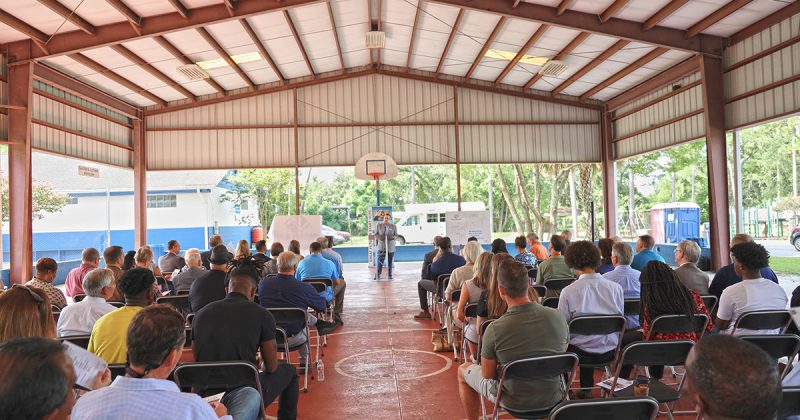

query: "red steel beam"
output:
0 7 50 53
600 107 617 237
523 31 588 89
239 19 286 82
34 89 133 127
145 120 596 131
36 0 96 35
454 86 462 210
435 9 465 76
110 44 197 101
223 0 236 17
551 39 629 95
605 56 699 111
32 119 134 151
152 35 226 95
68 53 168 107
643 0 689 31
699 55 730 271
726 34 800 72
686 0 753 38
292 89 300 215
284 10 315 76
327 1 345 71
405 0 424 71
428 0 725 56
196 26 256 88
579 47 669 100
512 0 522 8
7 43 34 284
133 115 147 248
730 1 800 45
6 0 325 60
464 16 507 79
167 0 190 18
612 79 702 120
725 73 800 104
105 0 143 35
495 24 549 84
599 0 630 23
556 0 573 16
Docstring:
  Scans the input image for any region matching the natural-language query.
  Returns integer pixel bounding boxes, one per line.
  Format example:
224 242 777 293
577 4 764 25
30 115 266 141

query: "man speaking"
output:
375 213 398 280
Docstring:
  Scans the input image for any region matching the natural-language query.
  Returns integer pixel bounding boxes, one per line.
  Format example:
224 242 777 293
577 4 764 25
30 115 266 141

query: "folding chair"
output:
302 277 335 322
432 274 450 324
527 267 538 283
732 310 792 335
108 364 126 380
174 361 267 420
449 289 462 360
544 278 575 297
108 301 125 308
176 290 190 296
531 285 546 303
59 335 91 349
740 334 800 380
645 314 709 341
542 297 560 309
568 315 627 392
699 295 717 314
185 313 195 347
482 353 579 420
623 299 641 320
73 294 87 303
549 396 660 420
459 303 479 362
302 280 331 351
156 295 191 318
780 387 800 420
476 318 496 364
268 308 312 392
609 340 695 420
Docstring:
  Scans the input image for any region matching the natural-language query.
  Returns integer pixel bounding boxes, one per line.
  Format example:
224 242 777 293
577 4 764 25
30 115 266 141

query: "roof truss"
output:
36 0 96 35
551 39 629 95
239 18 286 82
495 24 549 84
435 8 465 76
523 31 588 89
579 46 668 100
109 44 197 101
68 52 168 107
686 0 754 38
284 10 316 76
196 26 256 88
152 35 226 94
464 16 507 79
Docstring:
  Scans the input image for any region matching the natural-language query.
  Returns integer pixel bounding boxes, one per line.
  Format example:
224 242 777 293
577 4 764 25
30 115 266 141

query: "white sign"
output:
78 165 99 178
268 215 322 255
445 210 492 245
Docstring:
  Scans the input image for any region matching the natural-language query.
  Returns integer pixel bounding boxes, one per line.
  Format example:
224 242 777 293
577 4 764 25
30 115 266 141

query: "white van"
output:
394 202 486 244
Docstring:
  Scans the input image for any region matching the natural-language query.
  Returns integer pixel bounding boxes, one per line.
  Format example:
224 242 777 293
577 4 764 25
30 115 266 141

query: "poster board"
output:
268 215 322 255
367 206 392 266
445 211 492 245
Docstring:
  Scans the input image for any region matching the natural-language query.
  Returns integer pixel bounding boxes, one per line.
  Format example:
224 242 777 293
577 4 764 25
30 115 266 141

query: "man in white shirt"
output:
56 268 117 337
715 242 788 336
558 241 624 395
602 242 641 330
673 240 709 295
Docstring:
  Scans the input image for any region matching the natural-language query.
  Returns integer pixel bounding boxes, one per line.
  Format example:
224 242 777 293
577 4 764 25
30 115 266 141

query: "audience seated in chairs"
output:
65 248 100 298
715 241 788 336
172 248 205 293
288 240 303 261
75 304 256 419
490 238 507 255
456 252 493 360
595 238 615 275
158 239 186 278
189 245 232 313
535 235 573 285
295 241 346 324
558 240 624 396
602 241 642 330
234 239 252 261
416 236 465 320
446 241 483 304
673 240 709 295
193 263 300 420
253 240 271 264
88 267 154 364
526 233 549 261
630 235 665 272
709 233 780 301
135 246 163 278
103 246 126 302
263 242 283 276
513 236 536 267
0 285 55 343
200 234 223 270
457 258 568 419
618 261 712 379
318 237 348 325
26 257 67 310
57 268 117 337
259 252 338 367
121 250 136 272
685 334 782 420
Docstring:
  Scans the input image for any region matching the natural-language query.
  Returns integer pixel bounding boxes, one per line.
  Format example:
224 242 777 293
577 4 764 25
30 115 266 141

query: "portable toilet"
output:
650 202 701 244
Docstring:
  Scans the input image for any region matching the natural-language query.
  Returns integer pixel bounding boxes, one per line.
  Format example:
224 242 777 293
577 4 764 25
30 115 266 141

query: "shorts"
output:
464 364 498 403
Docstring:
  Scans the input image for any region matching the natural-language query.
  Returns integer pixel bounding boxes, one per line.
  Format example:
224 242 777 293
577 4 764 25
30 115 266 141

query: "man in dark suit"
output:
416 236 442 320
158 240 185 277
200 234 223 270
253 240 271 264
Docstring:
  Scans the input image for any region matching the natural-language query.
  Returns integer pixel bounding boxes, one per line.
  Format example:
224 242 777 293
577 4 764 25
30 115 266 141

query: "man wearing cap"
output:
189 244 232 313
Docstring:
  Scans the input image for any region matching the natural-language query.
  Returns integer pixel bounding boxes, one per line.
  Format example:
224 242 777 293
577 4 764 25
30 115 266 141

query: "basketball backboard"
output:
355 152 398 181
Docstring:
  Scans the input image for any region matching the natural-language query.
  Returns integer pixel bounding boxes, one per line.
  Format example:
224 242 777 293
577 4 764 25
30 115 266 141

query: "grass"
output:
769 257 800 276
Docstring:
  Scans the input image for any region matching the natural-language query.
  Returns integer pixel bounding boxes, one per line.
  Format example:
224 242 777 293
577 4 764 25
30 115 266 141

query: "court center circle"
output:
334 349 453 381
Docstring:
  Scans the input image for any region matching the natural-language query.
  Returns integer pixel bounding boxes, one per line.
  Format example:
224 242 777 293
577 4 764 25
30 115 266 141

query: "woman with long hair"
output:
620 260 712 378
288 240 304 261
234 239 251 260
0 286 56 343
456 252 493 359
121 250 137 272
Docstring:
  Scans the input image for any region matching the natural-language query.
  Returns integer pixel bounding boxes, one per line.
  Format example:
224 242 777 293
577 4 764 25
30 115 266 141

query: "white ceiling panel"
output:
617 0 676 23
408 2 462 71
57 0 129 27
702 0 787 37
0 22 29 43
440 10 502 77
657 0 730 31
569 0 615 15
119 0 175 19
121 38 216 97
246 12 309 78
380 0 418 67
0 1 79 39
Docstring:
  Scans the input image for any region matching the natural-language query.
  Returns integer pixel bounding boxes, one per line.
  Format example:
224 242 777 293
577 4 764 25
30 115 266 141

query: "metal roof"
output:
0 0 794 110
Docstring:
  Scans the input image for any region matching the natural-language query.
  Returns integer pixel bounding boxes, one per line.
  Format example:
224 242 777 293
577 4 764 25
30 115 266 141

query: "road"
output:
755 239 799 257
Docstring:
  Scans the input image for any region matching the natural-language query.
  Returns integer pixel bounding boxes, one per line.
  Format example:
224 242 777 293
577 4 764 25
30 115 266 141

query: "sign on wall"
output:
445 210 492 245
78 166 100 178
367 206 392 267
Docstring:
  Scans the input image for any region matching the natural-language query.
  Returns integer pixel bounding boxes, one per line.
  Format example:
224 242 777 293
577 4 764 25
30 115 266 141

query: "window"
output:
427 213 438 223
439 213 446 222
146 194 177 208
403 215 419 226
240 200 249 211
66 196 79 205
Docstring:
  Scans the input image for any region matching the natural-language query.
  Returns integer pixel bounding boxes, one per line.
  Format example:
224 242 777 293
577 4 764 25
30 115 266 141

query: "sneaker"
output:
439 327 447 333
413 311 432 320
334 315 344 325
315 319 338 336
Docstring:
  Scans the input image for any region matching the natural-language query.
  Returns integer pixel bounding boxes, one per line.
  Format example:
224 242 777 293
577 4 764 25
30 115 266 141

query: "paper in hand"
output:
62 340 108 390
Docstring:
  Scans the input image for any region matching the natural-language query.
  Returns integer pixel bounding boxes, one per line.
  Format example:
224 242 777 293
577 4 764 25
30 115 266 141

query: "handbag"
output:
431 330 452 352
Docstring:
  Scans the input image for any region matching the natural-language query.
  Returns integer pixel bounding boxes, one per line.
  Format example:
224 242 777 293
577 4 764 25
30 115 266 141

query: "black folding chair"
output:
780 387 800 420
476 318 496 365
609 340 695 420
740 334 800 380
483 353 579 420
449 289 463 361
528 268 538 283
59 334 91 349
156 295 191 318
108 364 126 380
623 299 641 319
549 396 660 420
568 315 627 391
176 290 190 296
732 310 792 335
460 303 479 362
645 314 709 340
73 294 87 303
268 308 312 392
699 295 718 314
531 285 546 303
302 281 331 350
544 278 575 297
108 301 125 308
302 277 335 321
433 274 450 323
173 361 267 420
543 297 560 309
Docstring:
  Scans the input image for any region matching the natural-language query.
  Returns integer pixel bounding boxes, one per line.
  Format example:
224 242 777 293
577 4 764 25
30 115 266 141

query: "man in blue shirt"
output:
602 241 641 329
513 235 536 267
709 233 779 301
317 236 343 280
295 242 338 281
630 234 665 272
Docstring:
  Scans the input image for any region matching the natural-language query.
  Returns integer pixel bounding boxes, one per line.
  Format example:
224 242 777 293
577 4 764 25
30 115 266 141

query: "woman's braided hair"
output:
640 260 695 320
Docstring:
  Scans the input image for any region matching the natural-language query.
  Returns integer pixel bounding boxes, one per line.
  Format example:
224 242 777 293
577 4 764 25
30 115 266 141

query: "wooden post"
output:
600 108 617 238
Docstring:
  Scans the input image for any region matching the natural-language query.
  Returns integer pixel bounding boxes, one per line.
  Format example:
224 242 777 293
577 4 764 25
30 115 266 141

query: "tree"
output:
219 169 295 230
1 178 69 221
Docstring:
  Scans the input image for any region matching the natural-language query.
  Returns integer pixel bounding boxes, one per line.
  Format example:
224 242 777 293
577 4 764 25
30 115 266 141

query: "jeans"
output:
222 386 262 420
260 363 299 420
377 252 395 277
567 345 616 388
418 279 437 311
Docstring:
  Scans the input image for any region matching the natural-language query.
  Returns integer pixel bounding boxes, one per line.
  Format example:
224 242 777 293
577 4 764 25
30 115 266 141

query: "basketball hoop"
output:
355 153 398 206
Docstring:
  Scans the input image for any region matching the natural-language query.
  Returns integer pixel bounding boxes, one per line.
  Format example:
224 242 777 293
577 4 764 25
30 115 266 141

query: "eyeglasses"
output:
11 284 44 304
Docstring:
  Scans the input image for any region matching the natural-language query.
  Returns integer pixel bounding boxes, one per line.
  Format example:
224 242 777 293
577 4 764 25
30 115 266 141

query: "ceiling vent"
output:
366 23 385 49
538 60 569 77
177 64 210 81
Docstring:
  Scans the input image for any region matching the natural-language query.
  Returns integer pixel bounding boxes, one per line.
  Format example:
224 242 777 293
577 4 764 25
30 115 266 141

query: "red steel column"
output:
453 86 462 211
293 88 300 215
133 114 147 248
600 107 617 238
7 43 34 284
699 55 731 271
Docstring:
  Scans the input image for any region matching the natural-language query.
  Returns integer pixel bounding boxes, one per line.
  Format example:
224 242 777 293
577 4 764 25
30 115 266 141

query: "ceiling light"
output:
366 31 385 49
484 49 549 66
196 51 263 70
